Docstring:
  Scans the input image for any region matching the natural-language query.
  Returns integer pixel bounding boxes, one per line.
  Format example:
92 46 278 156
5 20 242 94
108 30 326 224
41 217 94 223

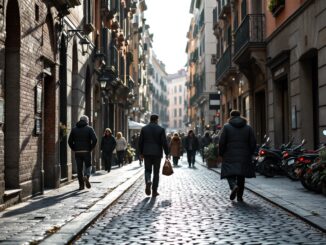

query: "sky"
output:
145 0 193 74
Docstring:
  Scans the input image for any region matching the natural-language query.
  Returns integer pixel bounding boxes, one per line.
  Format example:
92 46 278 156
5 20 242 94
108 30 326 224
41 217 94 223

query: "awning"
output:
128 120 146 130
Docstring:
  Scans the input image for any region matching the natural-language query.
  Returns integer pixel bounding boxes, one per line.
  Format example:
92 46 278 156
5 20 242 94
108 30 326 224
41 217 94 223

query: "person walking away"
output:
218 110 256 202
116 132 127 167
68 115 97 190
169 132 183 166
101 128 116 173
201 131 212 161
184 130 199 168
139 114 169 197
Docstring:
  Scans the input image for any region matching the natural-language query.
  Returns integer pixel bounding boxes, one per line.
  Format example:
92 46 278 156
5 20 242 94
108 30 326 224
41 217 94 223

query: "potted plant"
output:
268 0 285 17
125 144 136 164
204 143 218 168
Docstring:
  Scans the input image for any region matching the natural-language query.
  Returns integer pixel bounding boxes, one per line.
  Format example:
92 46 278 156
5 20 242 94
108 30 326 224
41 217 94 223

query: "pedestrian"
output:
100 128 116 173
116 132 127 167
201 131 212 161
169 132 183 166
218 110 256 202
138 114 169 197
134 133 143 166
184 130 199 168
68 115 97 190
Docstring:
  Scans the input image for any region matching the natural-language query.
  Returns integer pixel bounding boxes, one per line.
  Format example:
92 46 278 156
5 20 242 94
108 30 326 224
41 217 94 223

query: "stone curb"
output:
40 169 144 244
197 159 326 233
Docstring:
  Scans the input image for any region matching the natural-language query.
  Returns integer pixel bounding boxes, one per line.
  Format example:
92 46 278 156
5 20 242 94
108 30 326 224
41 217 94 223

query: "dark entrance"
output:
255 90 266 144
4 0 20 189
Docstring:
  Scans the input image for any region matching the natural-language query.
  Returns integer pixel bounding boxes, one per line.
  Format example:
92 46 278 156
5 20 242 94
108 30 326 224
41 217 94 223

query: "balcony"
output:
218 0 230 20
216 46 236 84
233 14 265 64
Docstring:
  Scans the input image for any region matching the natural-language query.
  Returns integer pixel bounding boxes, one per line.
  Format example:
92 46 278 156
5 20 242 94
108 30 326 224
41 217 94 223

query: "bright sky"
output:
145 0 193 74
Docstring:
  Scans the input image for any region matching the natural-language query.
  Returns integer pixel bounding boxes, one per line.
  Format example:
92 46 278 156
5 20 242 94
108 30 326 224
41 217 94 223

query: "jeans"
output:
186 150 196 166
226 176 245 198
117 150 125 167
144 156 161 192
102 152 113 172
75 152 92 188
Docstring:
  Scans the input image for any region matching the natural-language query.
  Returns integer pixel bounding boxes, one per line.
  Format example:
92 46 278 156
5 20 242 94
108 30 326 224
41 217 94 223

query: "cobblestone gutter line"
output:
40 170 144 245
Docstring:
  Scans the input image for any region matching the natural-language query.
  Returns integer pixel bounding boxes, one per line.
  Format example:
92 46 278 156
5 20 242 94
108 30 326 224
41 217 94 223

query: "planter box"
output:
207 159 218 168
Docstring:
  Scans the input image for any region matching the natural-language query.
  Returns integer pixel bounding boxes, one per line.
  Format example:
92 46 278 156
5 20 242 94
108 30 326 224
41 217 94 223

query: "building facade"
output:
213 0 326 148
187 0 218 135
0 0 146 209
167 69 187 133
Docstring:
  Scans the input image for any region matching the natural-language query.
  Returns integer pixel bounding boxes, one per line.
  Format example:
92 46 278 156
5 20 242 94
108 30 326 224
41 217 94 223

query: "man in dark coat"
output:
184 130 200 167
100 128 116 173
139 114 169 197
68 115 97 190
218 110 256 202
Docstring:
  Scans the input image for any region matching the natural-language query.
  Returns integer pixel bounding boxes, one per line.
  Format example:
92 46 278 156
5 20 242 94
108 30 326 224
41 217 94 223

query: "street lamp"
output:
79 36 90 56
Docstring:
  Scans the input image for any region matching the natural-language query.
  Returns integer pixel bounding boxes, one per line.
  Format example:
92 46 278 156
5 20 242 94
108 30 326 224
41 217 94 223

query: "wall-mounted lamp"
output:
66 29 90 56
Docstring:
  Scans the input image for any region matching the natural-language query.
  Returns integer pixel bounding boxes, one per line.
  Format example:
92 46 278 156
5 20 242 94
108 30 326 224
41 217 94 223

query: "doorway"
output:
274 78 289 146
255 90 266 144
4 0 20 189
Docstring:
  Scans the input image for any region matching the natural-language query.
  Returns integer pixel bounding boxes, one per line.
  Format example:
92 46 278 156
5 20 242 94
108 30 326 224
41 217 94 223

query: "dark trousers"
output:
173 156 179 165
227 176 245 198
144 156 161 191
187 150 196 166
75 152 92 188
117 150 125 167
102 152 113 172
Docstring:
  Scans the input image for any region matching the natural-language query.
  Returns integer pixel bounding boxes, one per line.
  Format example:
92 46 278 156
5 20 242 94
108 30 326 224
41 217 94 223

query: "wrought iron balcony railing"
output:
216 46 232 81
234 14 265 56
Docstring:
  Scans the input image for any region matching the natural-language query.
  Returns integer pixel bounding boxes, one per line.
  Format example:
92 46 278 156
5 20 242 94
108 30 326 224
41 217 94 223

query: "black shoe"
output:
84 176 91 189
230 186 238 200
145 182 152 196
79 186 85 190
152 191 159 197
237 196 244 202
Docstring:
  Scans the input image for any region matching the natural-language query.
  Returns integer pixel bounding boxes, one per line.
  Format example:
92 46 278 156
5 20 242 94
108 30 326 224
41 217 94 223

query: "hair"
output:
150 114 159 123
116 132 122 138
104 128 112 135
80 115 89 123
188 130 193 135
173 132 179 137
230 110 241 117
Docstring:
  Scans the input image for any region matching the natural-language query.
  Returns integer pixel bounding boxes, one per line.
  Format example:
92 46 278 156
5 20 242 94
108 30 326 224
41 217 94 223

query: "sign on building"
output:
209 93 220 110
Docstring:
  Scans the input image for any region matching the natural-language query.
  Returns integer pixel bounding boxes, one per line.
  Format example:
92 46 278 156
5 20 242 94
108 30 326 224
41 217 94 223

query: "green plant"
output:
268 0 285 12
126 144 136 162
204 143 218 161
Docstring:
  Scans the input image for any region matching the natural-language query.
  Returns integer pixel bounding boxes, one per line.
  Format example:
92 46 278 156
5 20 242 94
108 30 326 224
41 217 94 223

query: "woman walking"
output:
100 128 116 173
169 132 183 166
116 132 127 167
184 130 199 168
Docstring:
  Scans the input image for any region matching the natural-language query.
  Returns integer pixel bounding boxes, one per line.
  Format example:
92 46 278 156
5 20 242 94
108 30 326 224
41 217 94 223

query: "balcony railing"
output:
234 14 265 55
216 46 231 81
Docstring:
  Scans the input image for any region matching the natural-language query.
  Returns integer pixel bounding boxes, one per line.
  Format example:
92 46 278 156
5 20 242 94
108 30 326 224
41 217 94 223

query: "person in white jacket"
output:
116 132 127 167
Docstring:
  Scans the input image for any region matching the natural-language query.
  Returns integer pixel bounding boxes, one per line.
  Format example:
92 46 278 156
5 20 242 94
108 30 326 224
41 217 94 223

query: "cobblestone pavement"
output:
75 159 326 245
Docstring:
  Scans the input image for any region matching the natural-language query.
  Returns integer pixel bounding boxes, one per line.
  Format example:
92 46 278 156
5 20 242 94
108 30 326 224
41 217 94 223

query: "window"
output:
84 0 93 24
179 96 182 104
179 108 182 116
174 97 177 104
179 120 182 128
174 86 177 93
174 109 177 117
241 0 247 20
179 85 182 92
174 120 177 128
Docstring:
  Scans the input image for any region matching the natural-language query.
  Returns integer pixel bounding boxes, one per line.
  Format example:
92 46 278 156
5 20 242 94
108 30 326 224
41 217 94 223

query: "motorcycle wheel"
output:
261 160 276 177
300 177 315 191
285 165 299 181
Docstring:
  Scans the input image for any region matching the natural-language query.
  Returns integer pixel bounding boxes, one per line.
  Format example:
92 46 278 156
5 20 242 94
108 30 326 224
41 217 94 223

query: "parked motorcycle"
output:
257 137 294 177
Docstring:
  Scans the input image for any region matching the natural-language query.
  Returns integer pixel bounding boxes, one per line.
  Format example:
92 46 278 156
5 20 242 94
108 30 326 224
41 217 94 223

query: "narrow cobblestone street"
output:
74 158 326 245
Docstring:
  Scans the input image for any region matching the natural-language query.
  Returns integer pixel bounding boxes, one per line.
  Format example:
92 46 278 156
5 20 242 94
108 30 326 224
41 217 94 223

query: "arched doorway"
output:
4 0 21 189
59 34 68 179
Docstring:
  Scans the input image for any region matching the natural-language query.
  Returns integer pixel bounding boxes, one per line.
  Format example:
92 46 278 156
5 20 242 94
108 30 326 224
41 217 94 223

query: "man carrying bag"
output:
139 114 169 197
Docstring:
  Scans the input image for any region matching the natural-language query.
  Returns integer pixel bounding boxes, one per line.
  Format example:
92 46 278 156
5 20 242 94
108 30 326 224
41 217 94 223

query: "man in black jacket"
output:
218 110 256 202
139 114 169 197
68 115 97 190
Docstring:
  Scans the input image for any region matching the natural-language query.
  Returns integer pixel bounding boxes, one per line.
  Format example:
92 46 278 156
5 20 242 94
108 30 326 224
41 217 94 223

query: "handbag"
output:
162 159 174 176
